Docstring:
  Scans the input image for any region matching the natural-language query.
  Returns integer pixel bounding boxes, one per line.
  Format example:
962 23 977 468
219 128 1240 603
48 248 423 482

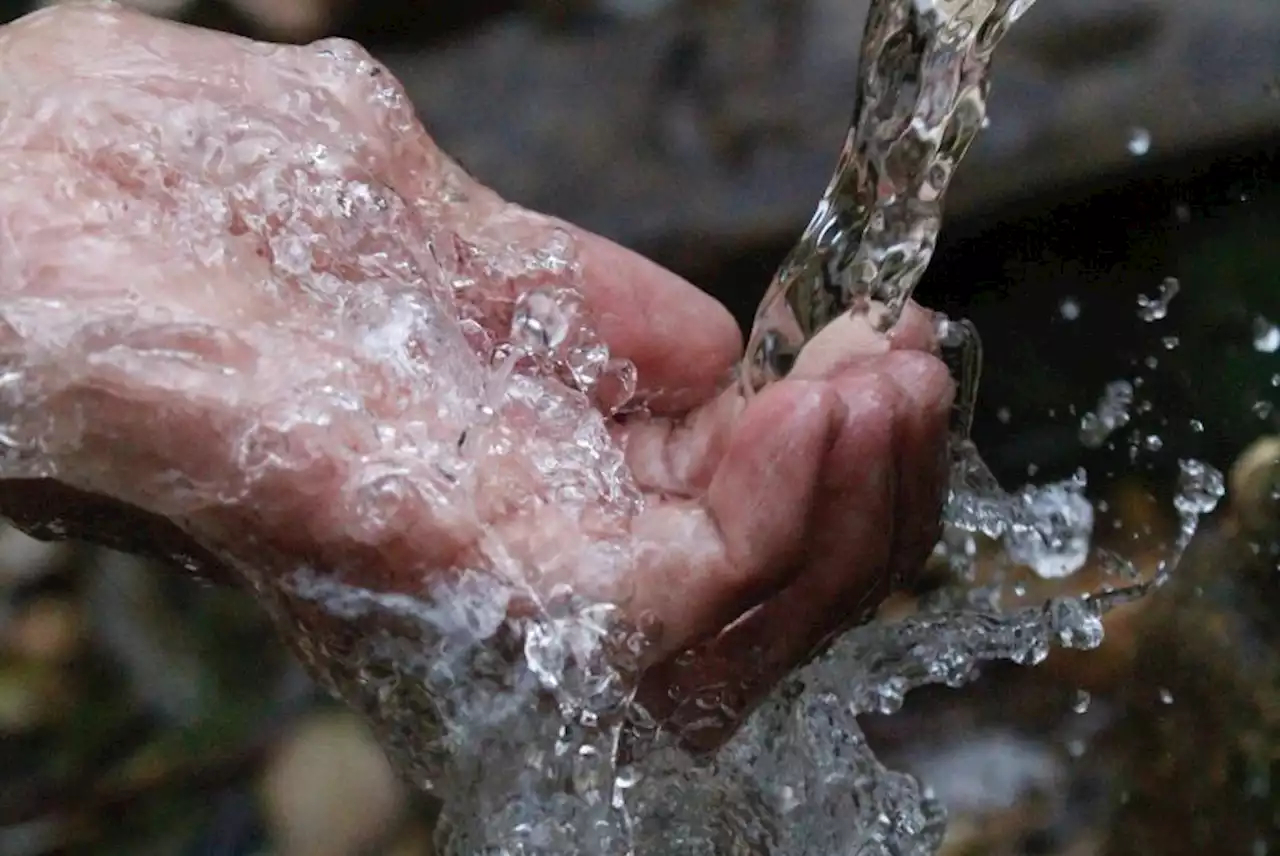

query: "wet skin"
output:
0 5 953 751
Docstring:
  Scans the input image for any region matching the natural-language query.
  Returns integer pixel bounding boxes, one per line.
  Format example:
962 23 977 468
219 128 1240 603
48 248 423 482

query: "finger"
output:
888 301 940 354
789 300 938 381
607 379 846 660
616 298 944 498
881 351 954 589
279 28 746 412
638 366 901 750
665 352 952 754
381 188 745 416
569 228 743 414
612 386 741 497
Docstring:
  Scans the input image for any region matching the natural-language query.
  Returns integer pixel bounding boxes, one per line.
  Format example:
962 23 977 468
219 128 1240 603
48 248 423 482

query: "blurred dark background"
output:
0 1 1277 854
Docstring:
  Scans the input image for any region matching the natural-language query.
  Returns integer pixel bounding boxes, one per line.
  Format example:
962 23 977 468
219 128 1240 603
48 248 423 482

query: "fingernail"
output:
789 314 890 381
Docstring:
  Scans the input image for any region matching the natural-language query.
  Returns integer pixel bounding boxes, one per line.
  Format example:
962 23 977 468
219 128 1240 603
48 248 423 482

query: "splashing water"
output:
1137 276 1181 322
1079 380 1135 450
0 3 1231 856
381 0 1231 832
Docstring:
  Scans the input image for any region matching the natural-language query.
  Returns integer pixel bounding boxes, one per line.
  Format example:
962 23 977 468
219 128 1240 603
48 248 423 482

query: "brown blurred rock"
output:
260 711 409 856
1094 444 1280 856
4 598 82 663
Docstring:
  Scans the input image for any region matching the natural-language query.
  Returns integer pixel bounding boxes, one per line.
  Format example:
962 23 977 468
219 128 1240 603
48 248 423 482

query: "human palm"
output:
0 4 953 752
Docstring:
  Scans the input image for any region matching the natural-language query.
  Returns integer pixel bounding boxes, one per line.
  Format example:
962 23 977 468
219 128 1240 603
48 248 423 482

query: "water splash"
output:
0 4 1230 856
1252 315 1280 353
1079 380 1135 450
1137 277 1180 322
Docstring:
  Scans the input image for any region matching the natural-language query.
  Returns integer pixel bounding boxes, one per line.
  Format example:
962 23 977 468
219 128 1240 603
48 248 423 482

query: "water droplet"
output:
1097 547 1139 581
1174 459 1225 518
1071 689 1092 714
1253 315 1280 353
1006 480 1095 580
1126 127 1151 156
1049 596 1105 649
1079 380 1134 449
1137 277 1179 322
566 343 609 388
510 288 573 355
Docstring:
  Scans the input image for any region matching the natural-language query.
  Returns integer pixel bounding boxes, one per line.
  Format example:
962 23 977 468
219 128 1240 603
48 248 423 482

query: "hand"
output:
0 4 953 754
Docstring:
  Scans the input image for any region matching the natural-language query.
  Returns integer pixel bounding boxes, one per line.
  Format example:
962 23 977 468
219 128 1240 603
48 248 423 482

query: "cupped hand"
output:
0 5 953 753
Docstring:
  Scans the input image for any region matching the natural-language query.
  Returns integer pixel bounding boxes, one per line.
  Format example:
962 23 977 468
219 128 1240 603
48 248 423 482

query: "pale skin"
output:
0 5 954 752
